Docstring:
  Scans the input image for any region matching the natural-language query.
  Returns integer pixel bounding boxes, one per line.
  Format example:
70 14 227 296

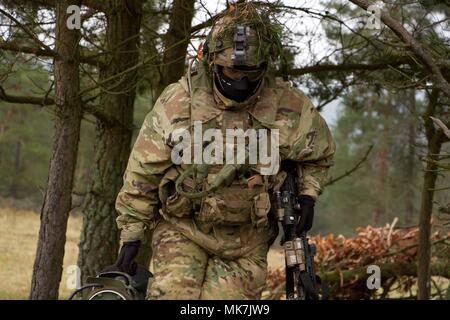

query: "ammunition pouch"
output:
196 173 271 228
159 167 194 219
252 192 271 228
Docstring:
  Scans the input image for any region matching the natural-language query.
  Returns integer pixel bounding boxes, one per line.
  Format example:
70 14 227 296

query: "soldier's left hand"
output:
102 240 140 275
297 195 315 234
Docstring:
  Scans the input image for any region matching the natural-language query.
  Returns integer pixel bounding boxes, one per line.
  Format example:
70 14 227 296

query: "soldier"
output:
112 3 335 299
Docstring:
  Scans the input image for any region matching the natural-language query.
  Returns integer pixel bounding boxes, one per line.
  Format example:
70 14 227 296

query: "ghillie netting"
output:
263 220 449 300
211 1 285 63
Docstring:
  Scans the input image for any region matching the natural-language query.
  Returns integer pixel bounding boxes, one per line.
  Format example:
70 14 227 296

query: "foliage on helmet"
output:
206 1 284 67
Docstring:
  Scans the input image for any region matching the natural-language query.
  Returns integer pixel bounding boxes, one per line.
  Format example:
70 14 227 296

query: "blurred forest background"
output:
0 0 449 300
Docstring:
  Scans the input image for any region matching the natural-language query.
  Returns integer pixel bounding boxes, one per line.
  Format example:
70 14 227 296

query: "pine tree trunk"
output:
417 90 443 300
77 0 143 279
30 0 82 300
156 0 196 97
417 135 442 299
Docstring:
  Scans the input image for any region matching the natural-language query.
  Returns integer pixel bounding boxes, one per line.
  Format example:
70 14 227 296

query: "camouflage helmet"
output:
204 2 283 68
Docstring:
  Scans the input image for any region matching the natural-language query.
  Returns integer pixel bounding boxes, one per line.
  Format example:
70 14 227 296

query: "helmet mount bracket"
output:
232 25 247 66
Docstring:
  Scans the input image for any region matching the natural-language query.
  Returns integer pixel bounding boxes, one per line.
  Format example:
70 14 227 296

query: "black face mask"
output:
214 66 261 103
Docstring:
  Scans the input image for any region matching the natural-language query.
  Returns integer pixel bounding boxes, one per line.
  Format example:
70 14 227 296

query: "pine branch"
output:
0 8 55 54
0 86 133 130
30 0 107 12
325 144 374 186
321 261 449 285
0 40 107 68
430 116 450 140
349 0 450 98
0 86 55 106
282 59 411 77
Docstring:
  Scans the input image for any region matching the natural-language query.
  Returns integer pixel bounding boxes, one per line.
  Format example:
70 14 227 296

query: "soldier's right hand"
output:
113 240 141 275
296 195 315 234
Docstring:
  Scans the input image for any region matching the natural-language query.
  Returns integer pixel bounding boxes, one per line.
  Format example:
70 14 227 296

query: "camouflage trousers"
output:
147 220 269 300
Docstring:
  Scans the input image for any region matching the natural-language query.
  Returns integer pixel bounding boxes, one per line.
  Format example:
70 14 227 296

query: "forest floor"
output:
0 207 285 300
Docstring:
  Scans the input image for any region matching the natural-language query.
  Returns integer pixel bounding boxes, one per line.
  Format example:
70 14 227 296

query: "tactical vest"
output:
157 63 285 259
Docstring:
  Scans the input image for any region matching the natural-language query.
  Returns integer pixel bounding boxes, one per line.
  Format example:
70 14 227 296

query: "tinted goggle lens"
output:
223 65 266 81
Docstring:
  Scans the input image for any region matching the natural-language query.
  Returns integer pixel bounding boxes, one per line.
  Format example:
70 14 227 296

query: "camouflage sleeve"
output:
116 83 186 242
283 89 336 200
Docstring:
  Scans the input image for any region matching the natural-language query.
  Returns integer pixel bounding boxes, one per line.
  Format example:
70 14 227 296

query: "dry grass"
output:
7 208 445 300
0 207 81 300
0 207 284 300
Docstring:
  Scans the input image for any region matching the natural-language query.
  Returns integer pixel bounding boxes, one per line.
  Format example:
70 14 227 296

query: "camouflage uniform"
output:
115 10 335 300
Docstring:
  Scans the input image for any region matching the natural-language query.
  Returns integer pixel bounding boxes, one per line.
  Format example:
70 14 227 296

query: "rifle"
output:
275 160 328 300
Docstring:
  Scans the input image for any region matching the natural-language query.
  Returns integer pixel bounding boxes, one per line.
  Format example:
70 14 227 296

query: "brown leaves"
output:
265 222 449 299
310 223 445 271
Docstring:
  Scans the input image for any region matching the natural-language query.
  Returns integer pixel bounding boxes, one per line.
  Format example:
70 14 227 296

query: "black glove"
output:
296 195 315 234
103 240 140 275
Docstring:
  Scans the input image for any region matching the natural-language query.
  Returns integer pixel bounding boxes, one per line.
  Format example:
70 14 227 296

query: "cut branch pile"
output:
265 222 449 299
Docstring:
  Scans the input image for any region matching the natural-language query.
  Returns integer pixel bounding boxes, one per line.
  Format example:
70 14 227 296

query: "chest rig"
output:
171 101 272 228
199 108 271 227
156 64 280 258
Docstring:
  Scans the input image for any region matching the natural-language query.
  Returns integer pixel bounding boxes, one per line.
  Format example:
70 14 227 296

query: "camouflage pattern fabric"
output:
116 65 335 240
115 57 335 299
147 220 268 300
